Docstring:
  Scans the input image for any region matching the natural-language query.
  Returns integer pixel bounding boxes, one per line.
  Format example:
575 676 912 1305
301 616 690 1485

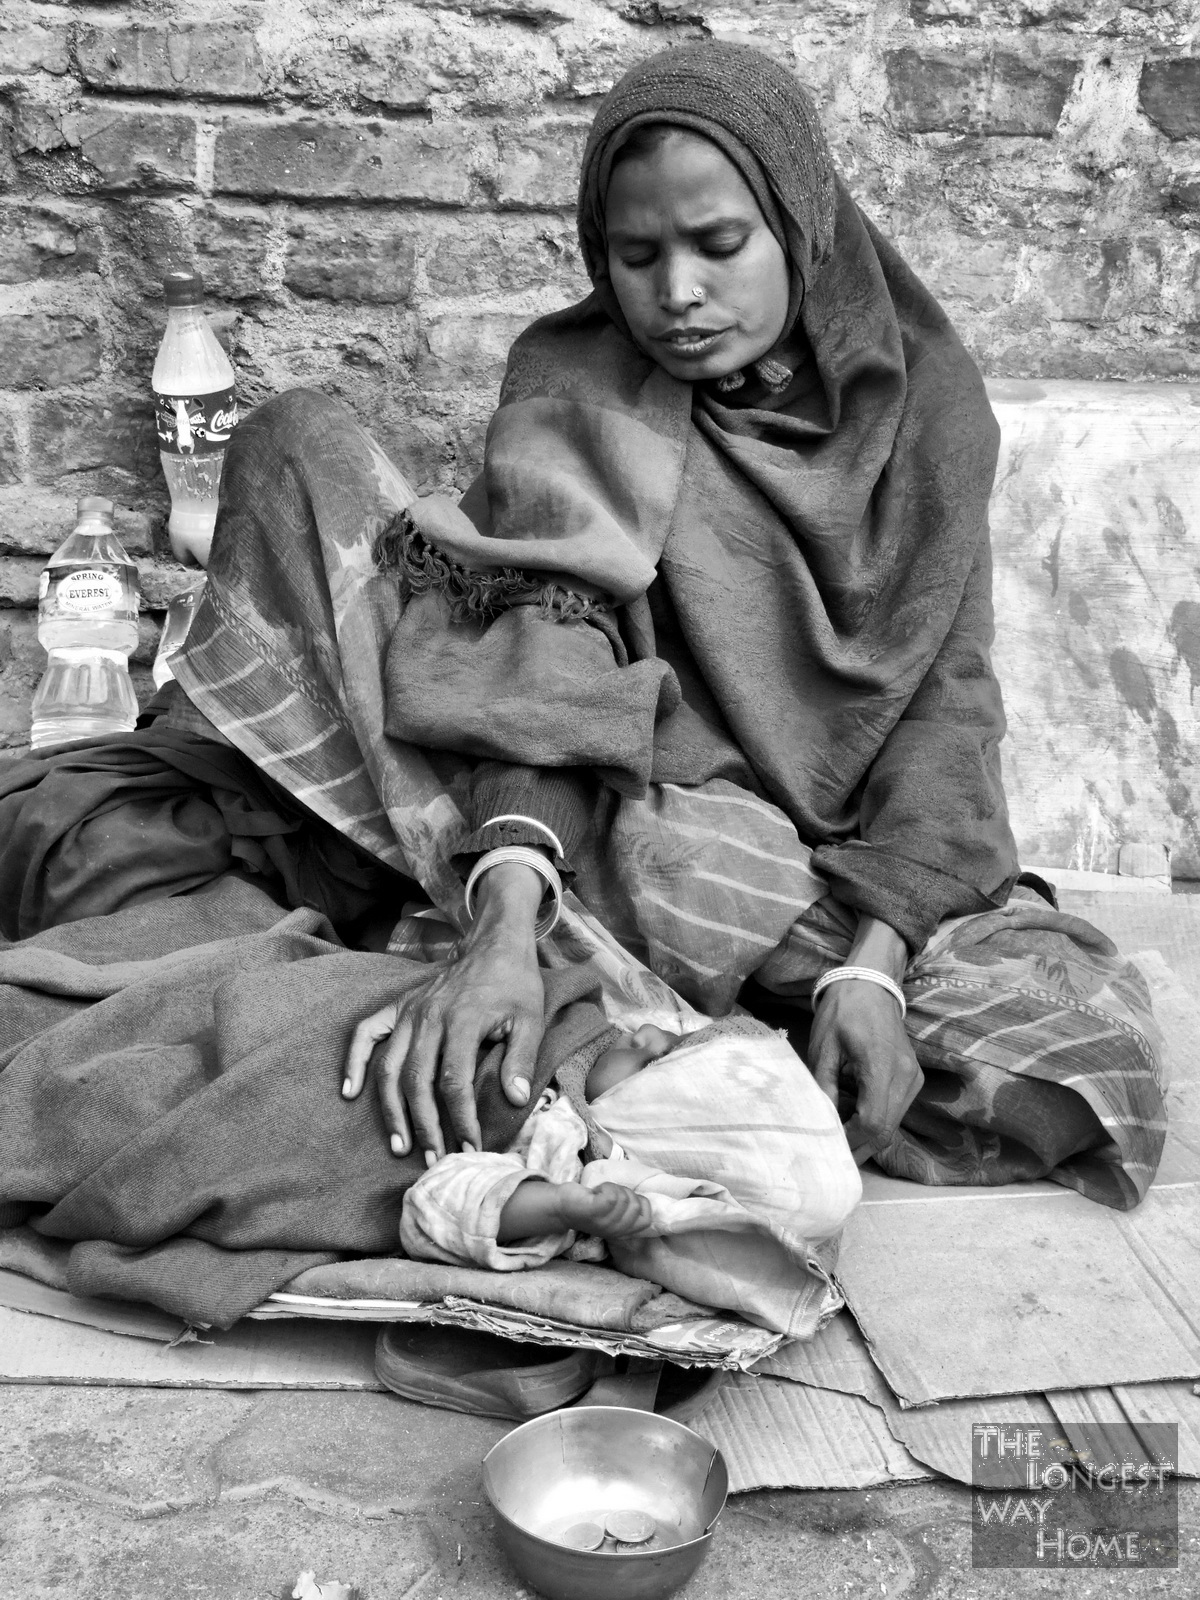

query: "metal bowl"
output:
482 1405 729 1600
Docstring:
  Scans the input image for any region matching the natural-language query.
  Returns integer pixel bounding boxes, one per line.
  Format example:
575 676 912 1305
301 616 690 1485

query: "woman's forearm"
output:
844 914 908 984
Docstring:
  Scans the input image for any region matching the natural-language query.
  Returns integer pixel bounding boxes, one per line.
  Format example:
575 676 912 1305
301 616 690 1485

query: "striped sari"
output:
172 388 1165 1212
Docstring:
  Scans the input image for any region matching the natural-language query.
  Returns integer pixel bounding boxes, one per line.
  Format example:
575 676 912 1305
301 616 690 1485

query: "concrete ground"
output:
0 1385 1195 1598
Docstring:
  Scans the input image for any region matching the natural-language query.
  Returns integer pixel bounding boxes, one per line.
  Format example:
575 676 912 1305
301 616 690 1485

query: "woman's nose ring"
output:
691 285 706 302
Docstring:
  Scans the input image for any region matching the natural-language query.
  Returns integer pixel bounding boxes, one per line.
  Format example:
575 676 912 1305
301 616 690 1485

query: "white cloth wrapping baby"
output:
399 1030 862 1338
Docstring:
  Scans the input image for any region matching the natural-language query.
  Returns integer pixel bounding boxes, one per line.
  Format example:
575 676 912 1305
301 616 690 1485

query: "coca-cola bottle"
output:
30 497 140 749
152 269 237 567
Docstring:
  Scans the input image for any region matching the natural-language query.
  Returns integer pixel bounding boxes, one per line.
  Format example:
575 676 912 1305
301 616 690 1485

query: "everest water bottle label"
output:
155 387 238 456
48 567 135 619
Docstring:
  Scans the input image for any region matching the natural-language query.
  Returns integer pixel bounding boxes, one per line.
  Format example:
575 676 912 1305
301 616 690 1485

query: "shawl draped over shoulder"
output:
381 43 1018 950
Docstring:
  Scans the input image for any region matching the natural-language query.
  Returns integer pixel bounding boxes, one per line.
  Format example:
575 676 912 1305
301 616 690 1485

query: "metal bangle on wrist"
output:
464 844 563 941
811 965 907 1019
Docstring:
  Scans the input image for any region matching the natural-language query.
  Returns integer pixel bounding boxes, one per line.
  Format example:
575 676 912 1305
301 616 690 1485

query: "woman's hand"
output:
342 861 546 1162
809 915 923 1166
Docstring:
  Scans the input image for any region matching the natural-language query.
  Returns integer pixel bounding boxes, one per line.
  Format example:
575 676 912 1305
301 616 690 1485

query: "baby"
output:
491 1024 678 1246
399 1017 862 1338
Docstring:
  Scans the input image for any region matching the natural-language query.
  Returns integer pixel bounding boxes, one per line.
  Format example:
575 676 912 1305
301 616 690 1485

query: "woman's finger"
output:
847 1033 920 1160
847 1059 896 1154
808 1019 843 1106
342 1002 400 1099
438 1018 485 1153
400 1016 447 1163
499 1012 542 1108
375 1013 414 1155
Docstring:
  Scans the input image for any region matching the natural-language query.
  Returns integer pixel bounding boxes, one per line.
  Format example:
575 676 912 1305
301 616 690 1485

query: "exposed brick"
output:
10 95 69 158
70 106 197 193
496 122 588 209
0 555 41 606
0 406 18 485
192 203 277 302
911 0 1093 21
275 27 442 113
555 32 692 100
0 313 102 390
76 22 266 99
102 197 190 302
1166 178 1200 225
424 214 584 299
0 203 99 284
886 48 1079 136
274 20 559 115
0 486 154 558
423 0 571 18
214 116 475 204
284 211 415 303
910 0 1197 25
28 394 159 484
1140 60 1200 141
0 19 70 75
0 609 40 747
418 311 533 390
0 97 15 191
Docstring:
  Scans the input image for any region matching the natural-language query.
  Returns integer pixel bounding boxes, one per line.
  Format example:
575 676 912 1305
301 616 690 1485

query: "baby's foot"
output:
558 1181 652 1239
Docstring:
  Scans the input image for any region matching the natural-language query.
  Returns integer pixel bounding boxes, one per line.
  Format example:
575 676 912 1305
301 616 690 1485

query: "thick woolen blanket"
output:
0 877 611 1326
383 43 1016 952
0 726 413 944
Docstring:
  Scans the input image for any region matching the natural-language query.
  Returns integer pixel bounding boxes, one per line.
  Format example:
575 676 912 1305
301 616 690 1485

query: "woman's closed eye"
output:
618 231 750 271
697 229 751 258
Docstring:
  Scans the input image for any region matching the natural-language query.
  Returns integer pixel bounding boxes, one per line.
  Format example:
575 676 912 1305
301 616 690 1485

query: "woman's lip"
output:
655 328 729 355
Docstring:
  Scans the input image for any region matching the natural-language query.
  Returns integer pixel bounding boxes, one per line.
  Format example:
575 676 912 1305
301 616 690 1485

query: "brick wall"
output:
1 0 1198 747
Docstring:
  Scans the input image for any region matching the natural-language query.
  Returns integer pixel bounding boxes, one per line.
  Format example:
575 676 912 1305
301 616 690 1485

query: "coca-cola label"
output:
45 567 136 619
155 387 238 456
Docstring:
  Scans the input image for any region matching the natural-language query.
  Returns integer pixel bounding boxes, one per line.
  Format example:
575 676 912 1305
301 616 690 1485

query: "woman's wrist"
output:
465 858 547 941
844 914 908 984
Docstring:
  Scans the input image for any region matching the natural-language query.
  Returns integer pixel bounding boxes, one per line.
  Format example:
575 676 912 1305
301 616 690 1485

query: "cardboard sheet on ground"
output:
0 1303 383 1389
880 1384 1200 1485
753 1307 894 1407
0 1267 185 1343
837 893 1200 1407
684 1371 932 1493
751 1312 1200 1485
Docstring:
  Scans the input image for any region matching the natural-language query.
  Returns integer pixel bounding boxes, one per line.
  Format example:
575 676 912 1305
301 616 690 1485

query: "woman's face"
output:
604 130 791 384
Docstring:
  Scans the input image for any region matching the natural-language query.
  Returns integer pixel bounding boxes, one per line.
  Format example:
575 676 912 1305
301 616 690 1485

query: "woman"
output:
2 45 1164 1223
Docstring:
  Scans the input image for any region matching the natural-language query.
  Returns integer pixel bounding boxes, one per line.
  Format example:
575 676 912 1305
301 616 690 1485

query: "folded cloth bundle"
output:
284 1256 665 1332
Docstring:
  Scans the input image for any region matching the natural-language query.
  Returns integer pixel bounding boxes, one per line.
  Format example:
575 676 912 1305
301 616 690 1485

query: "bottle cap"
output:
76 496 115 523
163 269 204 306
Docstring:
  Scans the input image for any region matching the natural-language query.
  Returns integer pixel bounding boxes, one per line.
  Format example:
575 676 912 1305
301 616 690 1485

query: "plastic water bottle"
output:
152 268 237 568
30 497 140 750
